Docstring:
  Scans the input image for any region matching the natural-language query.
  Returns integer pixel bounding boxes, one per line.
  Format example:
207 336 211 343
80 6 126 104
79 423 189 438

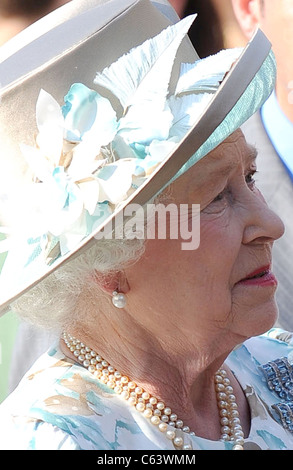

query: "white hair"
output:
10 187 174 331
11 236 146 332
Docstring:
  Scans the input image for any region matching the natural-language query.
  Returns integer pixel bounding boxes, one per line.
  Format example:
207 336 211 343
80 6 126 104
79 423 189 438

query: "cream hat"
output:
0 0 275 314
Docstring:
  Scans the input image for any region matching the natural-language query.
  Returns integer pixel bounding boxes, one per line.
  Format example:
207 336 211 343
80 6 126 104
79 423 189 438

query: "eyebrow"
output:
207 156 237 180
247 144 258 163
211 144 258 179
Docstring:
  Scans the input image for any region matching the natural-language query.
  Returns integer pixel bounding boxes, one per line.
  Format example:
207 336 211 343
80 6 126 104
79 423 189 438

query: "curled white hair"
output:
11 236 146 331
10 189 173 330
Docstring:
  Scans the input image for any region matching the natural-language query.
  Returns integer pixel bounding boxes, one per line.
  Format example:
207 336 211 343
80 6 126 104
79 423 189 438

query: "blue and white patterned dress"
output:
1 329 293 450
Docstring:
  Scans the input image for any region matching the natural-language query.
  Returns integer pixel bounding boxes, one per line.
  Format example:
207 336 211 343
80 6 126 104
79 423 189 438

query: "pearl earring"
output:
112 291 127 309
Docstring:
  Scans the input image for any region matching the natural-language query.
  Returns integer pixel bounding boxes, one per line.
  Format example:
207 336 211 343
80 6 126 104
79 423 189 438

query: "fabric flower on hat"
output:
20 88 110 256
12 14 242 264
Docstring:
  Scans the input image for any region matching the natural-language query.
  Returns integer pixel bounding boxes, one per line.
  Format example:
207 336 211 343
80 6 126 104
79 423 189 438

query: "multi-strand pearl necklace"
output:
63 333 245 450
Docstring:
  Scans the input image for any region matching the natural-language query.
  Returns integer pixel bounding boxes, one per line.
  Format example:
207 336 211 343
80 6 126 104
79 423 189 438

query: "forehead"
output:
204 130 257 175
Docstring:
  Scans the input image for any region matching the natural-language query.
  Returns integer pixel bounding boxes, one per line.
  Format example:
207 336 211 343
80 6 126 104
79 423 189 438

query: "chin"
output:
235 297 279 338
253 304 278 336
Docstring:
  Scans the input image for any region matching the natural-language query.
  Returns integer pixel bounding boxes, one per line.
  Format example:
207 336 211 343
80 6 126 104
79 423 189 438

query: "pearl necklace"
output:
62 333 245 450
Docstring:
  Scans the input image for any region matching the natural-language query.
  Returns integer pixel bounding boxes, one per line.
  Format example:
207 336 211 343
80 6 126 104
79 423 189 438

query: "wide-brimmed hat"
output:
0 0 275 314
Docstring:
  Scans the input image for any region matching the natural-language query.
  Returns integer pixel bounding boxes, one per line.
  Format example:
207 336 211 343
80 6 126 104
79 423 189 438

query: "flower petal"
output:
97 159 136 204
58 211 88 256
62 83 117 144
168 93 213 140
36 89 64 130
175 48 243 96
94 15 196 111
118 102 173 146
36 125 64 165
78 179 100 215
36 90 64 165
68 138 106 182
19 143 53 182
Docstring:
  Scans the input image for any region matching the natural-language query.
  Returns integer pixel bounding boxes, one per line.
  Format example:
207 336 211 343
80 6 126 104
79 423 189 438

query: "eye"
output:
202 187 231 214
212 190 227 203
245 169 257 189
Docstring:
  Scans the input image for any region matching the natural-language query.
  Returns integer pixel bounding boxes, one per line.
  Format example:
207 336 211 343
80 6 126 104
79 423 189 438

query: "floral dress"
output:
1 329 293 450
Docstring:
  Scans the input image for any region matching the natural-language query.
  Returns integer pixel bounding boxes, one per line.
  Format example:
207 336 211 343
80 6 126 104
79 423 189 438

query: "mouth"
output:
237 265 278 287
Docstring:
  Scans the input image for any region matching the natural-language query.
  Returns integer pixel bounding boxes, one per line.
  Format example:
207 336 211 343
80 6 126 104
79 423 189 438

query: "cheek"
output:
200 216 241 284
262 7 293 52
131 212 243 309
179 219 241 314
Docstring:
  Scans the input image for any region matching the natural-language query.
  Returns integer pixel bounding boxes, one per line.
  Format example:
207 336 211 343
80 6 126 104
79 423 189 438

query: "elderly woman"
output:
0 0 292 451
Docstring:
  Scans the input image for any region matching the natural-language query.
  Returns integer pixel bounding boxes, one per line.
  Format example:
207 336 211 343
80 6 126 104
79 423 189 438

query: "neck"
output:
61 315 250 441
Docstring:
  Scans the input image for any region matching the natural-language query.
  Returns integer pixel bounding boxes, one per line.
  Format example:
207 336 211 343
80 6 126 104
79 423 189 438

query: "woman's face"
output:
125 130 285 353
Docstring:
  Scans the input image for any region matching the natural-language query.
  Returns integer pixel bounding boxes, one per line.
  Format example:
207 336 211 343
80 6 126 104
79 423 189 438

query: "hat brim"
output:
0 0 275 314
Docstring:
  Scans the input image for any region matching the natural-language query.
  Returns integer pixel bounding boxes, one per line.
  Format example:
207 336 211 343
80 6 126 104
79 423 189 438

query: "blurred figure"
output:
169 0 187 17
169 0 245 57
211 0 246 49
0 0 70 45
232 0 293 330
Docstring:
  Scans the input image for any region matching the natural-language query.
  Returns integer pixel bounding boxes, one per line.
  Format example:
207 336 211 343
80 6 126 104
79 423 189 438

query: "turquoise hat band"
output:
171 50 276 184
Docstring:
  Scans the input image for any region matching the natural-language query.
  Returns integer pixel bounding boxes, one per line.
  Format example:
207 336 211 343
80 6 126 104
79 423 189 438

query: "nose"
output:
242 190 285 245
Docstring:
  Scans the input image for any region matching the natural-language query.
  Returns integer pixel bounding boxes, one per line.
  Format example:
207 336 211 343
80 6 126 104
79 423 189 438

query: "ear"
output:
92 270 130 295
231 0 263 39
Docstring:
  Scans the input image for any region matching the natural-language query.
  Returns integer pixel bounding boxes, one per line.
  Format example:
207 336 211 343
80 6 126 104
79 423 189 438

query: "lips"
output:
237 265 278 287
243 266 271 281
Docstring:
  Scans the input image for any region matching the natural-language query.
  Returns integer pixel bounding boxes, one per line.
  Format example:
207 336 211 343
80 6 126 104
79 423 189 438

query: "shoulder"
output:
0 416 81 450
247 328 293 355
228 329 293 401
0 345 101 449
227 331 293 446
0 344 165 450
231 329 293 367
